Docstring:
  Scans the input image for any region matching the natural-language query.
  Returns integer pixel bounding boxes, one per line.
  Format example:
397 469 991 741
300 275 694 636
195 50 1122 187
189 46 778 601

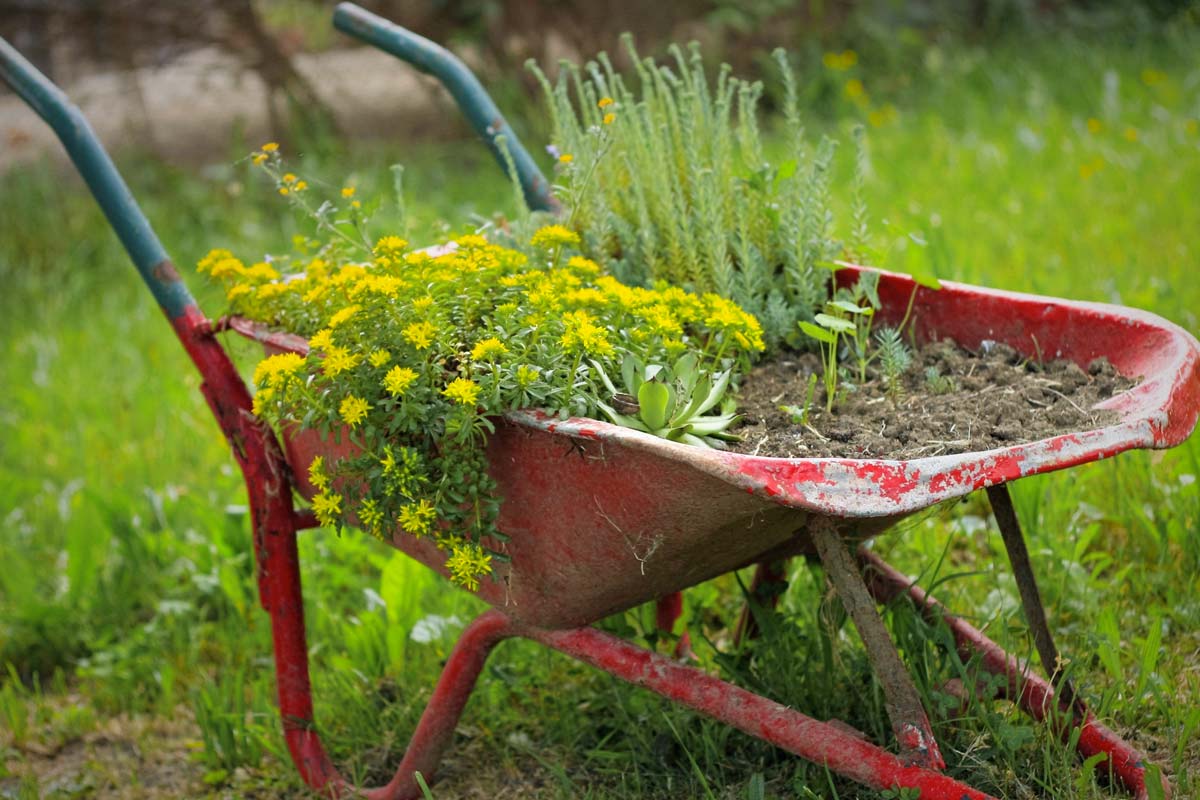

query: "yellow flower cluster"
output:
202 227 764 593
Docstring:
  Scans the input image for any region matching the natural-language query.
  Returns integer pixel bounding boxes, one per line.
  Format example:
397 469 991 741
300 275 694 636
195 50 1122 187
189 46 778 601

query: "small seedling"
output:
781 373 820 425
924 365 958 395
594 353 741 448
799 301 870 413
875 327 913 401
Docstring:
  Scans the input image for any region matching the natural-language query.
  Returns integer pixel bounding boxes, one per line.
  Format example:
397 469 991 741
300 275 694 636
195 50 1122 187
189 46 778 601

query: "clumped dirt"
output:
732 338 1139 460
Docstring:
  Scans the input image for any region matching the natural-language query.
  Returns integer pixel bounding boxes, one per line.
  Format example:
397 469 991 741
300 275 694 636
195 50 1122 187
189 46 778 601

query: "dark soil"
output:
732 338 1138 460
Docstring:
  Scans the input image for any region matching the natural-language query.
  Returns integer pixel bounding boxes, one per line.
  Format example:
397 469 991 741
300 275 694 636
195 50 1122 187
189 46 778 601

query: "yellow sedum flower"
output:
312 491 342 528
383 366 419 397
368 349 391 368
442 377 481 407
471 338 508 361
308 456 330 491
324 346 361 377
402 321 438 350
399 498 437 537
357 498 385 539
530 224 581 250
328 304 360 328
339 394 371 427
445 542 492 591
254 352 306 389
308 328 335 352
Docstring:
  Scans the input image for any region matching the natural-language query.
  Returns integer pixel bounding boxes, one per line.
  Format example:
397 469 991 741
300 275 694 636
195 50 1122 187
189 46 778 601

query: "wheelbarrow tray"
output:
236 264 1200 630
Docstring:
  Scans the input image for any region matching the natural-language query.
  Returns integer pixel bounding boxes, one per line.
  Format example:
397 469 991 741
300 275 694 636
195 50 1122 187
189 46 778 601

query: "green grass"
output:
2 24 1199 799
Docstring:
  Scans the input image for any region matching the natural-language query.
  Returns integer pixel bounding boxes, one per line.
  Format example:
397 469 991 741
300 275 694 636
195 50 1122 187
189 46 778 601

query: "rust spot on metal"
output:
152 259 181 283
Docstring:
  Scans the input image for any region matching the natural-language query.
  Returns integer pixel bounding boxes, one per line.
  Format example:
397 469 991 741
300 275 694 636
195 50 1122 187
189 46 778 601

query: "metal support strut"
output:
986 484 1082 715
810 518 945 770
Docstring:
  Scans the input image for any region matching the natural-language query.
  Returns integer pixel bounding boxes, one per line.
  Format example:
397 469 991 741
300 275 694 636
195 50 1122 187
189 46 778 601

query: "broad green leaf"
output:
638 381 672 430
799 321 836 344
829 299 870 315
813 313 857 333
621 353 641 396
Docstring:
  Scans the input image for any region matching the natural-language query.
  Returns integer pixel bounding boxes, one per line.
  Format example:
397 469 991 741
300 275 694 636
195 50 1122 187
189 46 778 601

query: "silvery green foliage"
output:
530 42 862 353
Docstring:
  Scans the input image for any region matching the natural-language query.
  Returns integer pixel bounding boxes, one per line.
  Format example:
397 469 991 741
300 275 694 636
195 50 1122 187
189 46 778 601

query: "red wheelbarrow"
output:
4 5 1198 799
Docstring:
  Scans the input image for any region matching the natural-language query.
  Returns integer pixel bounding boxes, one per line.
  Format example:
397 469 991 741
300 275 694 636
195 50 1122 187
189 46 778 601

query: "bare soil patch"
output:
732 338 1138 460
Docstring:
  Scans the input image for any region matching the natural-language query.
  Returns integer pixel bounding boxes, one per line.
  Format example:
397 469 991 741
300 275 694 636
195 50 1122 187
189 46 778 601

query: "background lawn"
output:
1 9 1198 800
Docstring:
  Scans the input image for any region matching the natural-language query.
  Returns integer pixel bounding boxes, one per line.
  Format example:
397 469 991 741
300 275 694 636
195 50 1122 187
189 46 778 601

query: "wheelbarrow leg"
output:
985 484 1082 714
257 510 515 799
859 547 1172 800
733 559 790 646
654 592 693 659
810 518 945 770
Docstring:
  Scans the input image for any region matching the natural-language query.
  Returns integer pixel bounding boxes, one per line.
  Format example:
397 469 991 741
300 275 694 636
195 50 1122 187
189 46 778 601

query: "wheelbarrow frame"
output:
2 5 1192 798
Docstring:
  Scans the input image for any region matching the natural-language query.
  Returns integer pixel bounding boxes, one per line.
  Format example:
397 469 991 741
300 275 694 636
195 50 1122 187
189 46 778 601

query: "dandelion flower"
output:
602 112 616 125
597 97 614 108
282 173 297 184
261 142 279 153
341 186 356 198
558 153 574 163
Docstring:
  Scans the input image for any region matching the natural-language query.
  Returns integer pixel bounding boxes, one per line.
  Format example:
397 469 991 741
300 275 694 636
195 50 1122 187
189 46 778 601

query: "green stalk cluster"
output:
530 41 853 351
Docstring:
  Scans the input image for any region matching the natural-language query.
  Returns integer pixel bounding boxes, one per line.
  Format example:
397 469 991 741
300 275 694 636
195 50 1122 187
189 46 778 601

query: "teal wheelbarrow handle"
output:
332 2 560 214
0 37 195 320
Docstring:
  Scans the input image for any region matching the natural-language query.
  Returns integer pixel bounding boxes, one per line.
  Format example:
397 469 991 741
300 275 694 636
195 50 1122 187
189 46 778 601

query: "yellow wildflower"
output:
282 173 297 184
822 50 858 71
324 345 362 377
383 366 419 397
252 153 268 165
261 142 279 153
328 304 360 328
357 498 385 539
398 499 437 537
515 365 540 388
558 153 574 163
603 112 616 125
308 328 335 352
374 235 409 257
312 491 342 528
197 248 234 274
442 377 481 407
251 387 273 416
226 284 252 301
446 542 492 592
471 338 508 361
308 456 330 491
530 224 581 250
253 352 306 389
402 321 438 350
597 97 614 108
339 394 371 427
368 349 391 368
411 296 434 311
294 180 308 192
245 262 280 281
209 257 246 279
566 256 602 276
844 79 866 101
560 310 613 357
455 234 489 249
341 186 356 198
256 282 290 300
278 187 290 196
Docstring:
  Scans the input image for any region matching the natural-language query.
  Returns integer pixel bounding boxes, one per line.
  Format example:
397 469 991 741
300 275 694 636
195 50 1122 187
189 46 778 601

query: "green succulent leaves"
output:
594 353 740 448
